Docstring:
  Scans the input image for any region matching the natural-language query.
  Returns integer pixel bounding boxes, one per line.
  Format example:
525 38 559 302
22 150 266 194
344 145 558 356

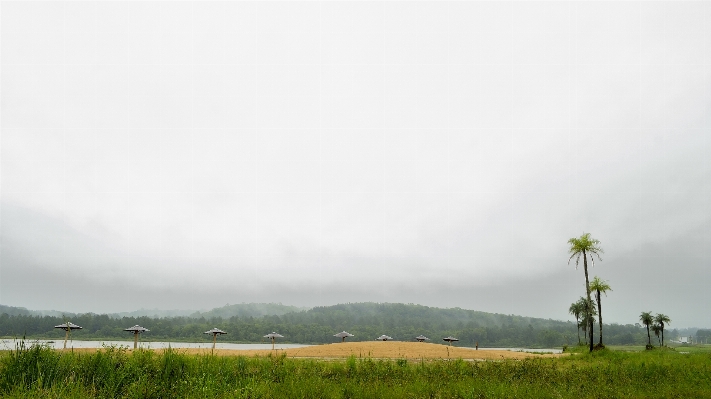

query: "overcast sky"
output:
1 2 709 328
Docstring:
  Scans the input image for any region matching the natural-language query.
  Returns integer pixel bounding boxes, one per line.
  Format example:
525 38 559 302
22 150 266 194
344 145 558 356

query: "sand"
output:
62 342 562 360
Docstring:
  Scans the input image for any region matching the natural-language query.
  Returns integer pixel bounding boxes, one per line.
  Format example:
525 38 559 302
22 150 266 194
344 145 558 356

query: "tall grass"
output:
1 342 710 398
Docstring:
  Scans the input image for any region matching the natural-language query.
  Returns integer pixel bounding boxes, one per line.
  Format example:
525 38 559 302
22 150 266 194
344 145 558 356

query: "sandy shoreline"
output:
58 342 563 360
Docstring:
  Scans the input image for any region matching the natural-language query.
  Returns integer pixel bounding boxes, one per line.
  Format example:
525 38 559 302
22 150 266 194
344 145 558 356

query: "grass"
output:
1 341 710 398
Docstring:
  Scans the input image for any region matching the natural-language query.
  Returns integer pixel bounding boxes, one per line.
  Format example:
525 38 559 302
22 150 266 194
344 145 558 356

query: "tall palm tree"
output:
652 324 662 347
568 233 604 352
568 300 584 345
589 276 612 347
654 314 671 347
639 311 654 348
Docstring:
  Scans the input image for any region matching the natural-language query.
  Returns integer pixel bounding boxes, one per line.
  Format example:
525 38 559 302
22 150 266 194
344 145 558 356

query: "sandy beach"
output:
61 341 562 360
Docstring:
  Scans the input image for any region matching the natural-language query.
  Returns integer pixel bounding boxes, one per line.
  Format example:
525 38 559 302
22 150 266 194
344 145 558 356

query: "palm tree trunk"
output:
597 290 603 346
576 316 581 345
582 250 593 352
661 326 664 347
646 325 651 346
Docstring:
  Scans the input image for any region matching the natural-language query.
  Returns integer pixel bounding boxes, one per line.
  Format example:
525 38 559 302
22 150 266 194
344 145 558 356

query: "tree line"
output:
0 302 656 348
567 233 673 352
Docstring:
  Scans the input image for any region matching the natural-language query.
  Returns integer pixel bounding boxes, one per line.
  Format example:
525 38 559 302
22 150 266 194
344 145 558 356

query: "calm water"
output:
0 339 561 353
467 347 563 354
0 339 310 350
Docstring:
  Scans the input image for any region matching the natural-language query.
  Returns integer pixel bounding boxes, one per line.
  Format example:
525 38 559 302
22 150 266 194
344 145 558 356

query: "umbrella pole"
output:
272 337 275 350
64 329 68 349
134 332 138 349
213 333 216 350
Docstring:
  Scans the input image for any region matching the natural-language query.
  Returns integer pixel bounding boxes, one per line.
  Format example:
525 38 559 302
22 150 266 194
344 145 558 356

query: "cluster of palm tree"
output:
567 233 611 352
639 312 671 349
568 297 595 346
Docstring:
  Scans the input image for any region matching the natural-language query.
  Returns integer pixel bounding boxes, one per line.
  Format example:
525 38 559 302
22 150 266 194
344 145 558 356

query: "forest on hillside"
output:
0 303 658 348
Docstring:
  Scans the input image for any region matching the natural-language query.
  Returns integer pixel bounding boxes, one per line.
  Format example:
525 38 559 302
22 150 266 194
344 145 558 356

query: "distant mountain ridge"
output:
0 302 685 346
0 303 307 320
191 303 306 319
0 304 67 318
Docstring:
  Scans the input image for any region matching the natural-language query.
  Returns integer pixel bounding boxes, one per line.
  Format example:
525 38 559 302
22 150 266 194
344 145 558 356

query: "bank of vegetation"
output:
1 341 709 398
0 303 656 348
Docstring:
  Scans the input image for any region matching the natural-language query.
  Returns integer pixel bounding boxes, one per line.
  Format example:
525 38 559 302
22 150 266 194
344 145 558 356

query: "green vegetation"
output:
0 303 654 348
567 300 583 345
1 341 710 398
655 314 671 347
589 276 611 347
697 330 711 344
640 312 654 348
567 232 604 353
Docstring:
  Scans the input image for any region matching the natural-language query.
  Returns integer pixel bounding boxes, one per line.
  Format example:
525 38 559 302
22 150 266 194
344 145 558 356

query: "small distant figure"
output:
476 342 479 350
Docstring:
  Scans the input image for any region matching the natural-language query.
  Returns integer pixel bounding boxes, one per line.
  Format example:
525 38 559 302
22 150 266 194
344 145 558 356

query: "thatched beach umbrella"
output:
414 335 430 342
442 336 459 346
333 331 354 342
124 325 150 349
204 327 227 350
54 322 82 349
376 335 393 341
264 332 284 350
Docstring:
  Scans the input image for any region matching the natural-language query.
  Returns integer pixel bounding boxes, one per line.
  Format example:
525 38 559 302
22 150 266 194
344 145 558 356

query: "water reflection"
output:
0 339 562 353
465 347 563 354
0 339 310 351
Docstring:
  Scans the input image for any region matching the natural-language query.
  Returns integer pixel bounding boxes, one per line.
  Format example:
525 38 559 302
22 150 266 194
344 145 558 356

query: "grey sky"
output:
1 2 709 328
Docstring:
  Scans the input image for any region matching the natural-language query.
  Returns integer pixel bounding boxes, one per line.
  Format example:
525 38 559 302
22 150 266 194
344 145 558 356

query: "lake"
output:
0 339 310 350
0 339 562 353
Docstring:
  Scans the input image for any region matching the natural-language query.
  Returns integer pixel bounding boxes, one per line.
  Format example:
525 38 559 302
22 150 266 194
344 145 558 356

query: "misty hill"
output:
106 303 305 319
189 303 306 319
108 308 198 319
0 305 34 317
0 304 68 318
0 303 304 320
289 302 565 330
0 302 656 347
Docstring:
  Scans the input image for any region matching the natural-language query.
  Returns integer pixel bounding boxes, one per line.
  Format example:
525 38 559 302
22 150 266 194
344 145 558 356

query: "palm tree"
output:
579 298 597 346
580 321 588 345
568 233 604 352
640 312 654 348
589 276 612 347
652 324 662 347
654 314 671 347
568 300 584 345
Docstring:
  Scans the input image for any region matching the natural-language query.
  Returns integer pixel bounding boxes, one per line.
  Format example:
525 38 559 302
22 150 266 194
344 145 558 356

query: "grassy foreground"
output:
1 343 710 398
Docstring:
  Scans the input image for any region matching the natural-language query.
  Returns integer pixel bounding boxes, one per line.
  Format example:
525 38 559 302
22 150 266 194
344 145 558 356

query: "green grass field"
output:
1 342 710 398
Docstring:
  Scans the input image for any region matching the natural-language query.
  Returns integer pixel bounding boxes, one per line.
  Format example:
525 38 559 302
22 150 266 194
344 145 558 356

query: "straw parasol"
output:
124 325 150 349
376 335 393 341
442 336 459 346
54 322 82 349
204 327 227 350
333 331 354 342
264 332 284 350
414 335 430 342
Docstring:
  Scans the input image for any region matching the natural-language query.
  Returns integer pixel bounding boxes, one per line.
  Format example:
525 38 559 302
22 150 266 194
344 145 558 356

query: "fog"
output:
1 2 709 327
